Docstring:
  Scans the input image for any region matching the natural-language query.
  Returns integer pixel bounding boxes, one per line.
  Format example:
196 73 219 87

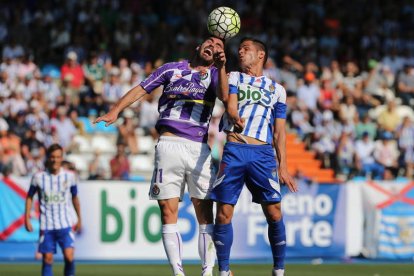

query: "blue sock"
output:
213 223 233 272
42 262 53 276
268 219 286 270
64 259 75 276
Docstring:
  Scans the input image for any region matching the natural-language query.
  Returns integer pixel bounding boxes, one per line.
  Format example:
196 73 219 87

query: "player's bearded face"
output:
238 41 259 70
47 149 63 172
199 37 224 63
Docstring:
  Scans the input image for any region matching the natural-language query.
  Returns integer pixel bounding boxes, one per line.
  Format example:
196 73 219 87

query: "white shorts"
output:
149 136 216 200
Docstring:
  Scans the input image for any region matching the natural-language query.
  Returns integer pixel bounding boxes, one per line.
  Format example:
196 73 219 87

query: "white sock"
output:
162 224 185 276
199 224 215 275
273 268 285 276
219 271 231 276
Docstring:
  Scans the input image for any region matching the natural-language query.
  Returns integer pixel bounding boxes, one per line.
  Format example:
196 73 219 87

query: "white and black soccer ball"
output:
207 7 241 40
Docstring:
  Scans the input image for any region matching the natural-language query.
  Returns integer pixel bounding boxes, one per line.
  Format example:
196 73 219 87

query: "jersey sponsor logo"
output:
42 192 66 203
164 81 206 94
237 84 272 105
151 185 160 195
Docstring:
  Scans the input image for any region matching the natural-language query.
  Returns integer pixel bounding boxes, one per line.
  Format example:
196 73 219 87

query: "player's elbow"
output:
218 91 229 103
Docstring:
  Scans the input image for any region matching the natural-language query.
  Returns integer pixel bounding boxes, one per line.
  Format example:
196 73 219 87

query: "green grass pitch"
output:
1 264 414 276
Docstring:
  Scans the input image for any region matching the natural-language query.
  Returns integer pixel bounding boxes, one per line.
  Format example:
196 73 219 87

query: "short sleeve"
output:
69 172 78 196
27 175 38 197
272 84 287 119
139 63 175 93
228 71 239 94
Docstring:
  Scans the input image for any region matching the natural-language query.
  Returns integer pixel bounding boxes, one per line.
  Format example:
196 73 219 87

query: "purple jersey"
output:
140 60 218 143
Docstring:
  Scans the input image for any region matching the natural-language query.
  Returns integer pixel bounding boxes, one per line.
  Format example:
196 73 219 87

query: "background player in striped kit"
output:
25 143 81 276
210 38 298 276
95 36 226 276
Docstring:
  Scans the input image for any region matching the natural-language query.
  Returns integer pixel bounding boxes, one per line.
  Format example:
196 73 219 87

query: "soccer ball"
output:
207 7 240 40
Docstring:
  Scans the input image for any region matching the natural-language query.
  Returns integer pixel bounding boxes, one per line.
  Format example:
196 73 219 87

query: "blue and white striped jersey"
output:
28 168 78 230
221 72 287 144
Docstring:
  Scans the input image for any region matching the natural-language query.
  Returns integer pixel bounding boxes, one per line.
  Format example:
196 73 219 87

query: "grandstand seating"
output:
286 133 338 183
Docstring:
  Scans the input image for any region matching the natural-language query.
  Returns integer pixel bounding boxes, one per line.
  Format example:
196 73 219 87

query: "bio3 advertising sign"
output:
74 181 346 259
231 181 346 258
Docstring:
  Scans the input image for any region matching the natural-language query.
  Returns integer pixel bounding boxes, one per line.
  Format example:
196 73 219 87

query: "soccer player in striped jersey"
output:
95 36 226 276
210 38 298 276
25 143 81 276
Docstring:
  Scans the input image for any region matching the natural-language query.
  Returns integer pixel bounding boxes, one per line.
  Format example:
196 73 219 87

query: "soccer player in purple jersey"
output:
95 36 226 276
210 38 298 276
25 144 82 276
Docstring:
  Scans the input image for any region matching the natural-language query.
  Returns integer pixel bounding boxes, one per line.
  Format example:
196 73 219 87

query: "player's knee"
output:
263 203 282 222
267 212 283 222
215 210 233 224
64 255 74 263
159 205 178 223
43 254 54 264
63 248 74 262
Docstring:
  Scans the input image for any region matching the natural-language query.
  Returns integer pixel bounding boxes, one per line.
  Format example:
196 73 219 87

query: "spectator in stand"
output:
25 100 49 137
397 62 414 106
362 60 393 106
291 102 314 140
60 51 85 95
21 126 46 171
377 99 401 133
9 110 29 138
341 61 362 104
17 53 37 80
119 58 132 91
339 96 358 124
68 109 85 136
297 72 320 111
374 131 399 178
318 78 339 111
88 151 107 180
139 89 160 140
396 116 414 179
40 72 61 110
329 60 344 89
336 131 355 178
50 106 77 150
279 56 301 93
263 57 281 83
355 113 377 140
110 143 130 180
83 51 106 95
5 89 29 117
355 132 384 179
103 67 123 106
312 110 340 168
117 108 139 154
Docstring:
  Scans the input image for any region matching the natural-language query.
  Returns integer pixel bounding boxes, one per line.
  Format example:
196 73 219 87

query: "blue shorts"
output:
38 227 75 254
209 142 281 205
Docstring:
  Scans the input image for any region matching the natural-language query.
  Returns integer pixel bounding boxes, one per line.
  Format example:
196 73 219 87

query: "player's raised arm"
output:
94 85 147 126
214 51 229 103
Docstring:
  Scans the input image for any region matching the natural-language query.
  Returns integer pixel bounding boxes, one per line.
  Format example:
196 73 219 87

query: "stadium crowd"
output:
0 0 414 181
